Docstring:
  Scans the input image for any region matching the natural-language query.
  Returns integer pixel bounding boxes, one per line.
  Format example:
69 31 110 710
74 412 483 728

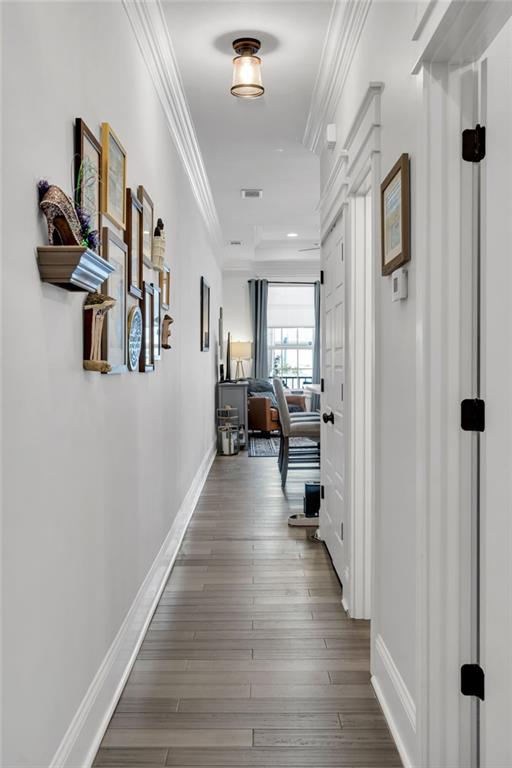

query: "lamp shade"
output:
231 55 264 98
230 341 252 360
231 37 264 99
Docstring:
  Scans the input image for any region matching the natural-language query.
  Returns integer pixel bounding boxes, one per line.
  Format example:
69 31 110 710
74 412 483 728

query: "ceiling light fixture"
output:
287 232 299 238
231 38 264 99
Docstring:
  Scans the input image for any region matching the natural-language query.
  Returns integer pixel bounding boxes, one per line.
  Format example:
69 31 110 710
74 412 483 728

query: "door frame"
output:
415 4 512 766
319 83 382 620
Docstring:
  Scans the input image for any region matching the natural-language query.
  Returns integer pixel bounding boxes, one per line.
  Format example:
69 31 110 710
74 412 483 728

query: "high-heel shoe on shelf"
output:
39 183 83 247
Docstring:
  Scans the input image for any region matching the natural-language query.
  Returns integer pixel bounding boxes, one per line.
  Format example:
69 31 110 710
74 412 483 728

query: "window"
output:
267 284 315 389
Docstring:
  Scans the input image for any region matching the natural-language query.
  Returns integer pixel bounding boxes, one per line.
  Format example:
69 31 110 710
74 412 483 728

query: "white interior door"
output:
320 215 348 600
479 19 512 766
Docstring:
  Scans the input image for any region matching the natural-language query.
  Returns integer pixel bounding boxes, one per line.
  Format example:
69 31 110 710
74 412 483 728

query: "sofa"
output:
247 378 306 435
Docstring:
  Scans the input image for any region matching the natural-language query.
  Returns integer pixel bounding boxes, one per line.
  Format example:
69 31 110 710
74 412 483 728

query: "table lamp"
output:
230 341 252 380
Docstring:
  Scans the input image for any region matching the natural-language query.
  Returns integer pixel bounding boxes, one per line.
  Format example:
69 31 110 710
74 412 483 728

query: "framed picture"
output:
125 189 143 299
140 281 155 373
74 118 102 252
381 153 410 276
137 186 154 267
101 228 128 374
152 283 161 361
160 264 170 310
200 276 210 351
127 305 143 372
101 123 127 230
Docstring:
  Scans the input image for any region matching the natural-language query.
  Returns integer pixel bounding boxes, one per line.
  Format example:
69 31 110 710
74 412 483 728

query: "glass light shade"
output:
231 55 264 98
230 341 253 360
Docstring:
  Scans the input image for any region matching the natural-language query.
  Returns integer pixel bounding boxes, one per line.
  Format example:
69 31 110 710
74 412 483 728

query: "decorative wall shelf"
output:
37 246 114 292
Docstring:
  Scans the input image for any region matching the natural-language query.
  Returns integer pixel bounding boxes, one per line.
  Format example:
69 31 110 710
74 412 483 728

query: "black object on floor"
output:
304 481 321 517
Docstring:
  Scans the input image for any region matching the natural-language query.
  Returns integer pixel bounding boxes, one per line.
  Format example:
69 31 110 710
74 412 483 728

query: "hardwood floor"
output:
94 453 401 767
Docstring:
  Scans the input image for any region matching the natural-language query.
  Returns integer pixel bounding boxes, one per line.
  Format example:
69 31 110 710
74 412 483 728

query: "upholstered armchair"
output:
248 392 307 435
246 378 307 435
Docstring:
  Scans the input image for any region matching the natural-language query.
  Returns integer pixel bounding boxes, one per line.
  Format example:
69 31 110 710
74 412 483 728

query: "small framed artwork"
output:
74 118 102 252
101 228 128 374
127 305 143 371
101 123 127 230
200 276 210 351
160 264 170 310
381 153 410 276
125 189 143 299
152 283 162 361
137 186 154 267
140 281 155 373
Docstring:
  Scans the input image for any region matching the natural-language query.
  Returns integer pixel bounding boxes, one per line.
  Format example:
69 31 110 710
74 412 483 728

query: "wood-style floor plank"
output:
93 453 401 767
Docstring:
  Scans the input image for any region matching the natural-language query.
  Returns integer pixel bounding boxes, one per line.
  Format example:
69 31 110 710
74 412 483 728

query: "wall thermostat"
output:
391 267 408 301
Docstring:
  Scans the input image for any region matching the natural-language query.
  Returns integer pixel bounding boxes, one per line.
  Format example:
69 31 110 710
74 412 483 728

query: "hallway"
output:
94 456 401 767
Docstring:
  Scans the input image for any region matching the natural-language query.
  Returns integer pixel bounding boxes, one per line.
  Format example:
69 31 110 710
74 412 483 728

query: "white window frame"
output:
268 326 315 389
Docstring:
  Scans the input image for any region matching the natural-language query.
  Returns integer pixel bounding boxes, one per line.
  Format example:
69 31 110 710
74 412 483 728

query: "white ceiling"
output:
163 1 333 267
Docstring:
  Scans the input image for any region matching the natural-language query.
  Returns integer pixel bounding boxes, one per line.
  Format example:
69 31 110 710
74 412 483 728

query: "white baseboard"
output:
372 632 416 768
50 441 217 768
375 633 416 731
372 675 414 768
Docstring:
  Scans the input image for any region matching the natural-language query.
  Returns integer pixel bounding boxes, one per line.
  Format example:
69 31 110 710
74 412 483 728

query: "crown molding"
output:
303 0 372 154
123 0 224 263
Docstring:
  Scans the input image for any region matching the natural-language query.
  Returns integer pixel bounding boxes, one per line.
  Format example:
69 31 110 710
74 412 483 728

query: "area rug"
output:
248 435 318 457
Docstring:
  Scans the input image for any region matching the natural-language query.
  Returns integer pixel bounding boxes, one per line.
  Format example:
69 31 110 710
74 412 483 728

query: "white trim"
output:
372 674 415 768
347 175 375 621
412 0 512 74
343 82 384 153
375 634 416 732
122 0 224 264
320 83 383 238
412 0 438 42
319 82 380 621
303 0 372 153
49 442 217 768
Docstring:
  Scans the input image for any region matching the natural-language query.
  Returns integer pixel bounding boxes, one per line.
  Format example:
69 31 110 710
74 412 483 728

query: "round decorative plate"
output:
127 306 143 371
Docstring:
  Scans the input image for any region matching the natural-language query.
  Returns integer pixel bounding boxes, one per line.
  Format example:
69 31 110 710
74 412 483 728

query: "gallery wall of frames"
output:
36 117 181 375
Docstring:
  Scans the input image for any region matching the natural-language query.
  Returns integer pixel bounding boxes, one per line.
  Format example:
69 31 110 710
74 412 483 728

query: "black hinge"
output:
461 664 485 700
320 270 324 285
320 378 325 393
461 398 485 432
320 485 325 499
462 124 486 163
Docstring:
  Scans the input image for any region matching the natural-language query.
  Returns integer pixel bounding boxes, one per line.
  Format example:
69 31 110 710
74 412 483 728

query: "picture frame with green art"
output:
381 153 410 276
74 118 102 254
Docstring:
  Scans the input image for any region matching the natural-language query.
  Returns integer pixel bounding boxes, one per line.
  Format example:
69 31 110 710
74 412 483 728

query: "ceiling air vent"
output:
229 240 242 246
241 188 263 199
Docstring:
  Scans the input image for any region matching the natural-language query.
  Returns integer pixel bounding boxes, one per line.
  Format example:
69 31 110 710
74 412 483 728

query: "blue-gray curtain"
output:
248 279 269 379
312 280 321 410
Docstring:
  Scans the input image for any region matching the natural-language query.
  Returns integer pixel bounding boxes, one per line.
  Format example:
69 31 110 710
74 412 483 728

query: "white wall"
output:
320 2 422 763
1 3 221 766
222 263 319 379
